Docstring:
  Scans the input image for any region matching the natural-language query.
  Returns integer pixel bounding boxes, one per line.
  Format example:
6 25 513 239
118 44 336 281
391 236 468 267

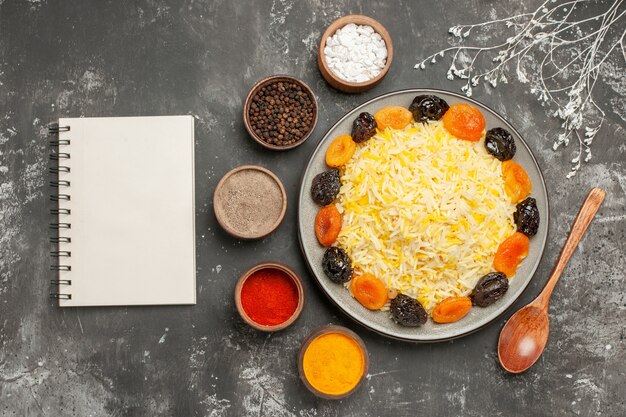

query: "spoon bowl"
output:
498 305 549 373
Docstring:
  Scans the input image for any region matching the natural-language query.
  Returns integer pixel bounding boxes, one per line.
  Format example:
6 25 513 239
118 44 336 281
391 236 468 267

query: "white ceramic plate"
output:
298 89 548 342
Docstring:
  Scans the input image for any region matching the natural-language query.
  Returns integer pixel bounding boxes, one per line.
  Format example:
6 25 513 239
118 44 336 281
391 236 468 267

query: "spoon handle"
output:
535 187 605 309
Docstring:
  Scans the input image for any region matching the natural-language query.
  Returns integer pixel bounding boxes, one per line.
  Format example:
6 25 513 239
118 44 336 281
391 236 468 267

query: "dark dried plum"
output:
351 112 377 143
322 247 353 284
390 294 427 327
470 272 509 307
408 95 450 122
514 197 540 237
311 169 341 206
485 127 516 161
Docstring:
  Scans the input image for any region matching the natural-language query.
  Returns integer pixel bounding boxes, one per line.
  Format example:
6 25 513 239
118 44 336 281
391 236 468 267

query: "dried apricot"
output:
502 160 532 203
493 232 529 277
432 297 472 323
442 103 486 141
325 134 356 167
351 273 388 310
373 106 414 131
315 205 342 246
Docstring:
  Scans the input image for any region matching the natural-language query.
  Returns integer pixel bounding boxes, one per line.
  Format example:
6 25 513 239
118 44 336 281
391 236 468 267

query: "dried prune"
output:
485 127 516 161
514 197 540 237
409 95 450 122
351 112 377 143
470 272 509 307
311 169 341 206
322 247 353 284
390 294 427 327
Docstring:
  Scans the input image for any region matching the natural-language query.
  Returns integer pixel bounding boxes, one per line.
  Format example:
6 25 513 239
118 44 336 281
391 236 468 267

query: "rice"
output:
336 120 515 312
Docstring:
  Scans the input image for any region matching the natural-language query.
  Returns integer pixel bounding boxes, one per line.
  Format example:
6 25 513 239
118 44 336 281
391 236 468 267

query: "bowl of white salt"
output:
318 15 393 93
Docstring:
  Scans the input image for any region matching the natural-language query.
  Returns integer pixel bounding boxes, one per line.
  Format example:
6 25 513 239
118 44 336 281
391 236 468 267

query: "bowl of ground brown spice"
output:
244 75 318 150
213 165 287 239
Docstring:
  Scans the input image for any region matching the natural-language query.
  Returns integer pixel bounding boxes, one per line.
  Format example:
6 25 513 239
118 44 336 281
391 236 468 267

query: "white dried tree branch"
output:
416 0 626 178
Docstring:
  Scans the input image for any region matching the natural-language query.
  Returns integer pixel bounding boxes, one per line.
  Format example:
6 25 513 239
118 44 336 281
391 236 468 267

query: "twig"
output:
415 0 626 177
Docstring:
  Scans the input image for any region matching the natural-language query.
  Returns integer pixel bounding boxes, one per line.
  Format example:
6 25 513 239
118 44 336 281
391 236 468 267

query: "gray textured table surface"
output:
1 1 624 416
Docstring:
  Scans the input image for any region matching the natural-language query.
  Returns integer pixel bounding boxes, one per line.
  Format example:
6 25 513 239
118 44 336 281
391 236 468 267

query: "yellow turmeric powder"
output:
302 332 365 396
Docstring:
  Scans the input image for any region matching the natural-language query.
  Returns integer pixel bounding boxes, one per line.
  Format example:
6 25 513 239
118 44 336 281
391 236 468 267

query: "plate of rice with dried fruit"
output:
298 89 548 342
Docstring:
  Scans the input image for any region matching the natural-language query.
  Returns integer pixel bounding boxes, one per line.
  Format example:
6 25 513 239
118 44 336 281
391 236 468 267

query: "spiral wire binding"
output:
49 124 72 301
50 265 71 271
49 152 70 160
50 294 72 300
48 125 70 133
50 194 71 201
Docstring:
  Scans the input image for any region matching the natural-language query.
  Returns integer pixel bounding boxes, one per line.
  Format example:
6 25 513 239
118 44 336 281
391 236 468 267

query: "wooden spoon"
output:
498 187 605 373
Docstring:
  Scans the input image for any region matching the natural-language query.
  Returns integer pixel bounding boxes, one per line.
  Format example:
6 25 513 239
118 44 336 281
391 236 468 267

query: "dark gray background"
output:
1 0 624 416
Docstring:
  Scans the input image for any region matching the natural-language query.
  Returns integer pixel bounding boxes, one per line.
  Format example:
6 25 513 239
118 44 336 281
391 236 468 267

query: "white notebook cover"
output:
54 116 196 306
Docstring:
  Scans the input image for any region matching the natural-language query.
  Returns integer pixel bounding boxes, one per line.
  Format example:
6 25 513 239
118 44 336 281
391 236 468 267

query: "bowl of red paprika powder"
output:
235 262 305 332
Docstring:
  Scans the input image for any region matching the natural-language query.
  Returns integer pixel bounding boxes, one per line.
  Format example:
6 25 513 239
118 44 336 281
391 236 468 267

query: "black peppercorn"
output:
248 80 315 147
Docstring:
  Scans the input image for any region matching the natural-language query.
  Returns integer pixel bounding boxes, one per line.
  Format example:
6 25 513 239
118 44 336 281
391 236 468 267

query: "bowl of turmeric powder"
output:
298 325 369 399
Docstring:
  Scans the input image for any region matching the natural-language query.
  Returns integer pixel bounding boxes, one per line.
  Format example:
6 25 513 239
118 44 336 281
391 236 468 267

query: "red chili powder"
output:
241 268 299 326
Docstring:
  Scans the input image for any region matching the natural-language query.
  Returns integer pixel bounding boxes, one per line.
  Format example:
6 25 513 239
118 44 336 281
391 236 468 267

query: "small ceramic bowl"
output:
243 75 318 151
234 262 305 332
298 325 369 399
318 15 394 93
213 165 287 240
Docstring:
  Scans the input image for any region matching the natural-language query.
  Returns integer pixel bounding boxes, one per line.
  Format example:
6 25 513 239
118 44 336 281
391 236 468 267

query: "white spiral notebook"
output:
50 115 196 306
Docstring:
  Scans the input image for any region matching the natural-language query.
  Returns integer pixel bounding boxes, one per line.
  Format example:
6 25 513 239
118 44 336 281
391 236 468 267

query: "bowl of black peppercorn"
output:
243 75 318 150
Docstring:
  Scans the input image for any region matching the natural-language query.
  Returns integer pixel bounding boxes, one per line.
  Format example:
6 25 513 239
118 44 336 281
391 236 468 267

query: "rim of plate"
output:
297 88 549 343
